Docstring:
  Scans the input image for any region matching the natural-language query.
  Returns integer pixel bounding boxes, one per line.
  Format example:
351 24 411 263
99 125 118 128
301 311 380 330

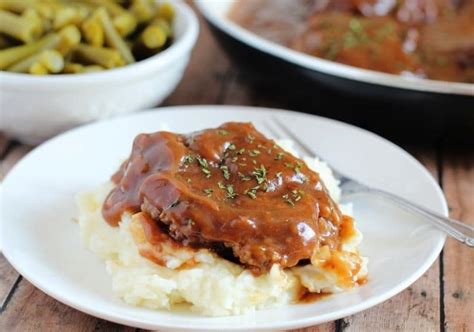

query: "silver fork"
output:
265 118 474 247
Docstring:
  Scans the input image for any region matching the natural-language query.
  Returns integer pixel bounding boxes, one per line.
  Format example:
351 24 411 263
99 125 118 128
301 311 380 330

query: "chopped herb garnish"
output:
182 154 194 165
227 143 236 150
295 161 304 173
252 165 267 184
220 165 230 180
245 185 260 199
217 181 226 189
275 152 284 160
231 156 238 162
246 190 257 199
284 162 294 168
218 129 229 136
196 155 208 168
247 134 255 143
203 188 214 196
238 172 251 181
236 148 246 155
282 194 295 207
196 156 211 177
249 149 261 157
292 189 304 202
349 18 363 34
226 184 237 199
196 156 211 178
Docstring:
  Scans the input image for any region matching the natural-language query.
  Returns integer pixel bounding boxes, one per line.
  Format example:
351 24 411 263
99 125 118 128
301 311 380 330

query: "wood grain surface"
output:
0 3 473 332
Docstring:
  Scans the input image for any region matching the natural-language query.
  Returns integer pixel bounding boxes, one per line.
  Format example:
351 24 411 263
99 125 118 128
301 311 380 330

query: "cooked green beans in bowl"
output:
0 0 176 74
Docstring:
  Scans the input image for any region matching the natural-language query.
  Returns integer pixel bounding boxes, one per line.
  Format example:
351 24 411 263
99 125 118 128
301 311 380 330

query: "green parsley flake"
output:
275 152 284 160
252 165 267 184
282 194 295 207
203 188 214 196
226 184 237 199
220 165 230 180
249 149 261 157
182 154 194 165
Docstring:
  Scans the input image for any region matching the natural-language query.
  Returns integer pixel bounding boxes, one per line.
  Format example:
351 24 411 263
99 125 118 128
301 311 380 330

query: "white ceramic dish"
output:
0 0 198 145
195 0 474 97
0 106 446 331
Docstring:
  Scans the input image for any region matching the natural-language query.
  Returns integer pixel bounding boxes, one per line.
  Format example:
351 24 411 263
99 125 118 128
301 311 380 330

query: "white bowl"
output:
0 1 199 144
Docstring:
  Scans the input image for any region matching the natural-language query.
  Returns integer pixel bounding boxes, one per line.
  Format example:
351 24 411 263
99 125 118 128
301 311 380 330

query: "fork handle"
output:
366 188 474 247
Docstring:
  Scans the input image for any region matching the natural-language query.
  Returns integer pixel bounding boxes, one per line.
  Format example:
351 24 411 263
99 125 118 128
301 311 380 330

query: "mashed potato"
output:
77 140 368 316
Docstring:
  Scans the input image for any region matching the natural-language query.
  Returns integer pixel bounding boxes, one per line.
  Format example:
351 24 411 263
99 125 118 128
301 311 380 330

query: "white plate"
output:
0 106 446 331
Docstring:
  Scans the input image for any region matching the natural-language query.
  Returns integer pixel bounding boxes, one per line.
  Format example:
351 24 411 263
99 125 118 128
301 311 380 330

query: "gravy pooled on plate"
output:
102 122 351 275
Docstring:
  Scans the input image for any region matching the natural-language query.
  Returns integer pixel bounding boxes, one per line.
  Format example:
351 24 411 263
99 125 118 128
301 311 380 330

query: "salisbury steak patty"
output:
102 122 344 274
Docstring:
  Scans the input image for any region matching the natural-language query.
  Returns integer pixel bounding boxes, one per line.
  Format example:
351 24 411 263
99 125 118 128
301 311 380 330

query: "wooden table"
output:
1 6 473 332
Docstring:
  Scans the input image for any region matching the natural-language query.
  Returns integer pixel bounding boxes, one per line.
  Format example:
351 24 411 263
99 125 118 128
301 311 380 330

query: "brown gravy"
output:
229 0 474 83
102 122 349 275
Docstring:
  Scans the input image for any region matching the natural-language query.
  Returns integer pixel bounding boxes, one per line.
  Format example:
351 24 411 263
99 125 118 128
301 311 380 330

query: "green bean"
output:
130 0 153 23
113 13 137 37
156 2 174 23
22 8 44 38
9 49 63 73
0 0 175 75
97 7 135 63
29 61 48 75
151 18 172 37
56 25 81 55
53 6 89 30
0 9 38 43
39 49 64 72
84 0 127 16
141 24 166 49
82 10 104 46
0 0 38 14
0 33 58 69
73 43 124 68
63 62 83 73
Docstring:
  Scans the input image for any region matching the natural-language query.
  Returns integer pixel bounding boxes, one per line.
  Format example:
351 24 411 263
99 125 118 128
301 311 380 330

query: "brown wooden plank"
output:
0 255 20 311
163 1 231 106
342 147 441 332
0 279 135 332
441 147 474 332
1 144 33 312
290 325 336 332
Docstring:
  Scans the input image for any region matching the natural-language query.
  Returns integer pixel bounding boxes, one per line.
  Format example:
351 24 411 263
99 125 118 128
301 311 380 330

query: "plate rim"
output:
195 0 474 97
0 105 448 331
